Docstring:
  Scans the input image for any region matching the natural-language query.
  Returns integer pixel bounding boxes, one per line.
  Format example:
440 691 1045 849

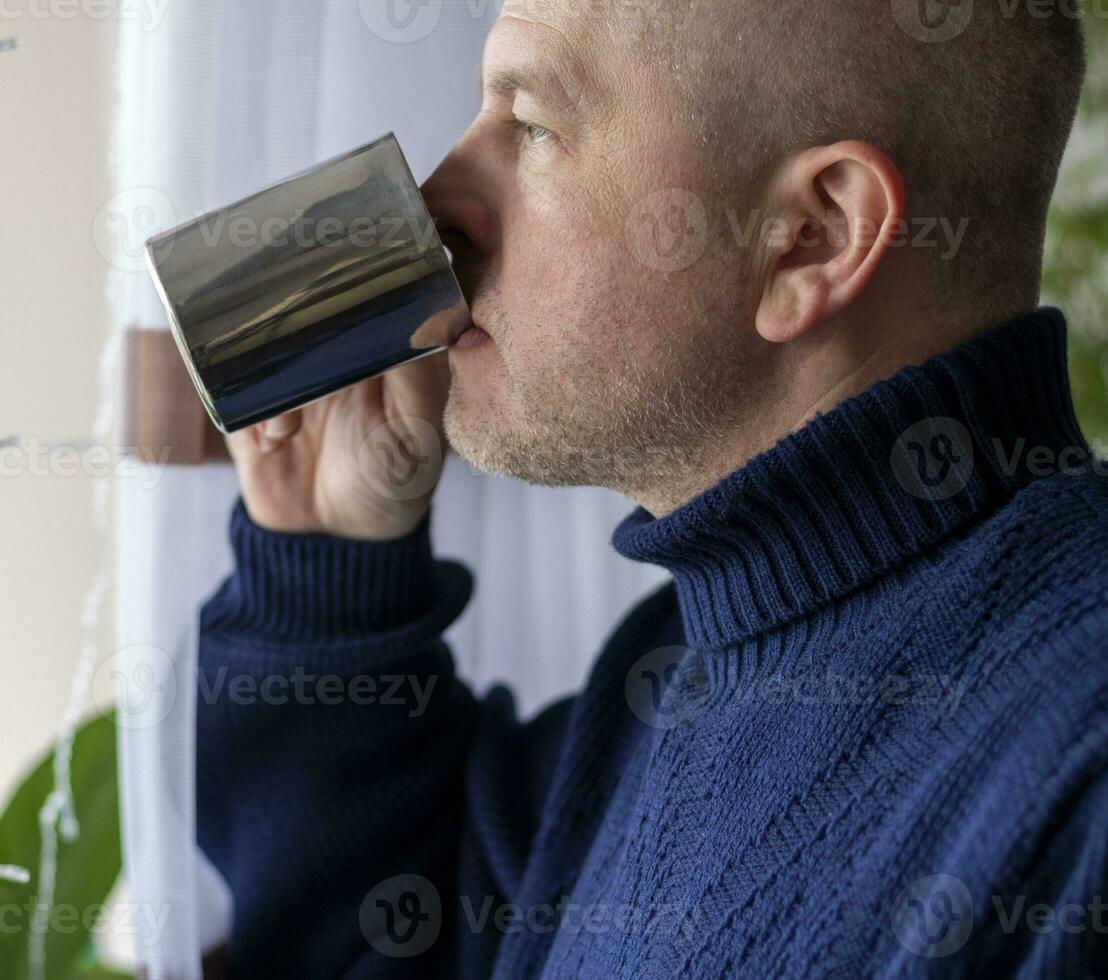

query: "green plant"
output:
1044 11 1108 447
0 714 129 980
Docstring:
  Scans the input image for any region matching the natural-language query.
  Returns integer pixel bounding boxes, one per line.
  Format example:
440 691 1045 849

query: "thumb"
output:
227 411 303 460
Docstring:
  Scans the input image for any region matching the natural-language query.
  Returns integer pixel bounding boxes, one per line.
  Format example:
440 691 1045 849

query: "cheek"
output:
502 253 645 363
497 197 625 337
494 172 726 365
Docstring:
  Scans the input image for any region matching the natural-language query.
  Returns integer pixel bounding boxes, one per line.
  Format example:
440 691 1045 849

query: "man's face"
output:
425 0 766 496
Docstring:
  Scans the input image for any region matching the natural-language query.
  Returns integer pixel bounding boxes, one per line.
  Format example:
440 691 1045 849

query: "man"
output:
197 1 1108 976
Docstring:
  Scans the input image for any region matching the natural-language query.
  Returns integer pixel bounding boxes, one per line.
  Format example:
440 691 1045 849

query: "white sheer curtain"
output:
110 2 668 975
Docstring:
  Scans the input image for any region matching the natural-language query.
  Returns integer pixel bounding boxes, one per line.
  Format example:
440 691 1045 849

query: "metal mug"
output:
144 132 469 434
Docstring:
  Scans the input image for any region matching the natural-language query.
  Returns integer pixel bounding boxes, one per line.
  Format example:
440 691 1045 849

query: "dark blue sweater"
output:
198 308 1108 978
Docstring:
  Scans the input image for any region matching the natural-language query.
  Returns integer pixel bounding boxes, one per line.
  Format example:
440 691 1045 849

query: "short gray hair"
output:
621 0 1087 304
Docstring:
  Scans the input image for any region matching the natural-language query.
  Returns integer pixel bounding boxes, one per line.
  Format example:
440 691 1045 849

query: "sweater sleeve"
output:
1000 768 1108 977
195 499 570 978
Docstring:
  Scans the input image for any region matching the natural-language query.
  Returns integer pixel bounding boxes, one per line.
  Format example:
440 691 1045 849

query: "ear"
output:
754 141 905 344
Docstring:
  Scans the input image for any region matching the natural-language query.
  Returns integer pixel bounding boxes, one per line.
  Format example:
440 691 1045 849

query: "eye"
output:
514 118 556 146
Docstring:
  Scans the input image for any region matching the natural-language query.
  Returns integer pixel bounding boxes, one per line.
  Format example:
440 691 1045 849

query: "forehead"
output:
497 0 679 44
500 0 596 30
492 0 603 71
489 0 679 103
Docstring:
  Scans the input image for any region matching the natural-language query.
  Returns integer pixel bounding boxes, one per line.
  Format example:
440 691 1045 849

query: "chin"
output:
443 386 496 472
443 396 535 483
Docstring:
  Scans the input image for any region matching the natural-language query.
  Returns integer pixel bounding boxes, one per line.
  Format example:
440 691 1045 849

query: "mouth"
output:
448 313 492 351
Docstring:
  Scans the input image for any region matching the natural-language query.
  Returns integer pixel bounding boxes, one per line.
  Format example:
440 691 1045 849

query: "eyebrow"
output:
481 64 577 111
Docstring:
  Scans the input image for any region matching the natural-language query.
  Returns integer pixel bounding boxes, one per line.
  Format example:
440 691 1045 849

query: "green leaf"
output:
0 713 125 980
70 968 132 980
1044 15 1108 450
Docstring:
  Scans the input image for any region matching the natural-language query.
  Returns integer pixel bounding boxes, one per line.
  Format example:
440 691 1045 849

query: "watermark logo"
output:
0 0 168 31
734 671 968 717
626 188 709 274
991 892 1108 937
93 185 177 273
358 415 444 502
891 874 975 958
0 899 171 944
198 667 438 716
625 646 709 730
358 0 442 43
460 894 698 943
92 644 176 730
0 436 169 487
893 0 1108 40
626 200 968 273
359 874 442 958
171 209 437 255
891 0 975 42
95 657 441 726
993 436 1108 480
893 875 1108 957
358 883 700 953
727 210 969 262
890 417 975 501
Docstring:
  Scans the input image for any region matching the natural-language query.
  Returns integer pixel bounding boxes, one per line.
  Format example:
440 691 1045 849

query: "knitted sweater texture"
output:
198 308 1108 978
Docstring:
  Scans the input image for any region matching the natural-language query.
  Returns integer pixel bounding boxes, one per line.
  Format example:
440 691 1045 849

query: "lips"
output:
448 317 474 345
448 312 489 346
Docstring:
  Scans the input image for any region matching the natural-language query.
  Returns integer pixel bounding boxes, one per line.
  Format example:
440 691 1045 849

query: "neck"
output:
633 299 1039 517
613 307 1085 649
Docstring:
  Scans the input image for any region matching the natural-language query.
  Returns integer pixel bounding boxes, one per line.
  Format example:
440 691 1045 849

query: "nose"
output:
420 134 499 272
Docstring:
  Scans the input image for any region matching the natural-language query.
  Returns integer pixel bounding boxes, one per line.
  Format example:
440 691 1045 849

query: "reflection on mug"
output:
409 301 470 351
145 133 468 433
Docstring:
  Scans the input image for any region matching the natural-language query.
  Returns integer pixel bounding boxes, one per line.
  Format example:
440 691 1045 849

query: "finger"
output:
225 412 302 461
225 426 257 464
255 412 303 454
385 352 451 431
262 411 303 442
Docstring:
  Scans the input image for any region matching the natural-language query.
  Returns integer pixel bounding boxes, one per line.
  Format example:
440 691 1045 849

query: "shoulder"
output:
991 469 1108 568
946 471 1108 636
925 473 1108 754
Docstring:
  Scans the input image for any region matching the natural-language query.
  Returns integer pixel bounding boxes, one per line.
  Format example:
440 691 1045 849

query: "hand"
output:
226 352 452 541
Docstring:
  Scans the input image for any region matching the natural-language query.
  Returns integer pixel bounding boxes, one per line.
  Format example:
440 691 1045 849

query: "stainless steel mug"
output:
144 133 469 433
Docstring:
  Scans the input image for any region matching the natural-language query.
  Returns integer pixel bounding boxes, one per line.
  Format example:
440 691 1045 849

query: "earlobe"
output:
756 269 830 343
753 142 905 345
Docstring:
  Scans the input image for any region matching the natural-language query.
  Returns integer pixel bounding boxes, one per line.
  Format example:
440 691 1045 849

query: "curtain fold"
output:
110 2 668 974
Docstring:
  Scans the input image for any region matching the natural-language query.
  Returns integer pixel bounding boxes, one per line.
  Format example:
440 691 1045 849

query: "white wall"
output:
0 11 115 802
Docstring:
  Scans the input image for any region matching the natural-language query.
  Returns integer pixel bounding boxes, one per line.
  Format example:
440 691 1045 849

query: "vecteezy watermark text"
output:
626 190 971 273
735 671 969 717
892 873 1108 958
94 645 443 730
359 875 699 959
0 899 171 945
0 436 169 488
0 0 167 30
892 0 1108 46
198 667 438 716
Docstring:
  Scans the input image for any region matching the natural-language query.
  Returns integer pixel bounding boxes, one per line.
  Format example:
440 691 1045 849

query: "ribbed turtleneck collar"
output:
612 308 1090 650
